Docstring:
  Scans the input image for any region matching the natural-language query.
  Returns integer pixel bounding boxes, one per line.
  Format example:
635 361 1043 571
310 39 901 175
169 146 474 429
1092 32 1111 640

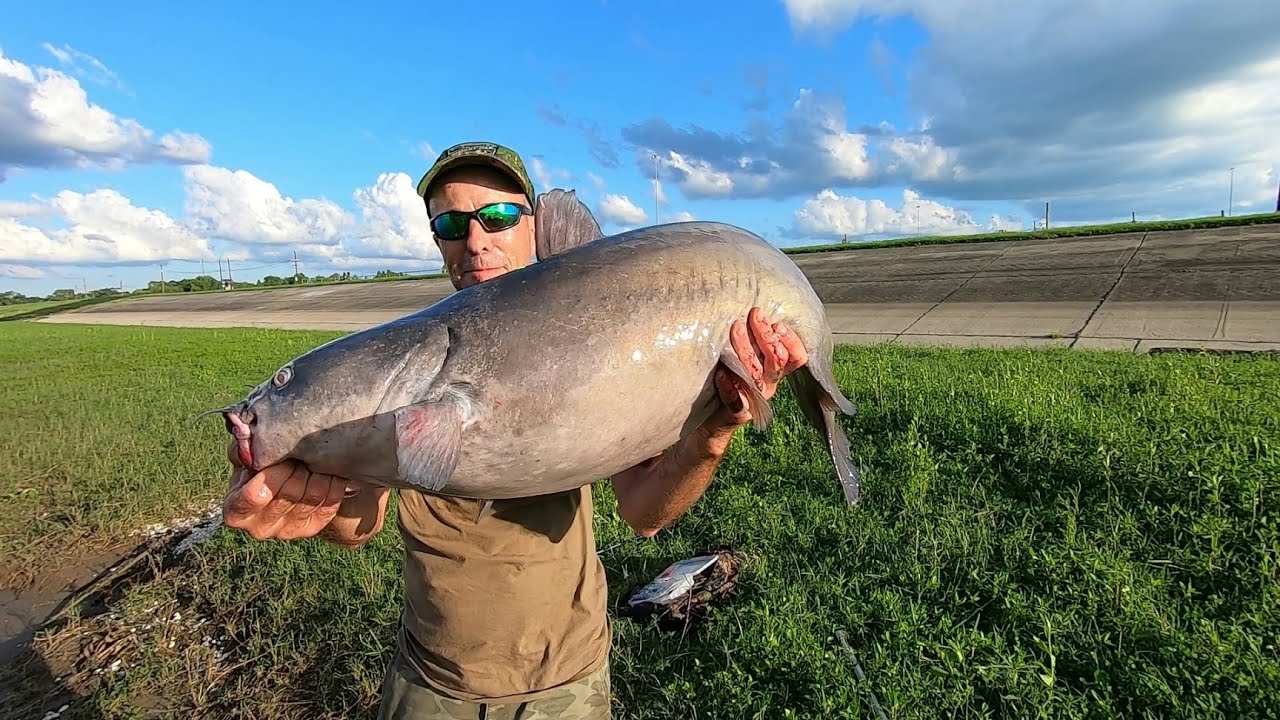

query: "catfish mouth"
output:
222 406 257 470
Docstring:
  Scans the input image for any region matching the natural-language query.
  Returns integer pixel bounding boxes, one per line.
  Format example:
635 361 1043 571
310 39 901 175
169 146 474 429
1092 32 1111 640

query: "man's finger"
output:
729 319 763 385
713 369 746 412
760 323 789 386
278 474 345 540
257 464 310 532
747 308 790 386
776 322 809 370
223 470 274 525
294 481 347 539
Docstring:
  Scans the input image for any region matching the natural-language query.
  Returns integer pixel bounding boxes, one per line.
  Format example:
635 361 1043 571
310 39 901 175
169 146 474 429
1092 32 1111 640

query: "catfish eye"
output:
271 366 293 388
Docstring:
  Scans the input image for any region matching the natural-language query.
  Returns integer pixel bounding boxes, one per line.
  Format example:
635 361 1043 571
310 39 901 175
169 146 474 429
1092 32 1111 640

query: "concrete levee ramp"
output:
38 224 1280 352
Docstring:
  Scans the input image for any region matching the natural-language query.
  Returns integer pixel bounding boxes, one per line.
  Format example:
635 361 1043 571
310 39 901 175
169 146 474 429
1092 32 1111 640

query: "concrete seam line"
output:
1069 231 1150 349
894 242 1019 341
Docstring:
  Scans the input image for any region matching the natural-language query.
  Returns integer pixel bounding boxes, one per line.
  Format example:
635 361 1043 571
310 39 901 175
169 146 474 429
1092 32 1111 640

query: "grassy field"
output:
0 296 127 321
2 322 1279 719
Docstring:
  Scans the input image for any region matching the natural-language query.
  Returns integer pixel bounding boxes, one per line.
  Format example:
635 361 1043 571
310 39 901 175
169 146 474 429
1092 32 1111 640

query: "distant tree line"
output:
1 269 426 306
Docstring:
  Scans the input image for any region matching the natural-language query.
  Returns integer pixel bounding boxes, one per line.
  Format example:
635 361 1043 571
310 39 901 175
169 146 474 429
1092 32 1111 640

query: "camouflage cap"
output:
415 141 537 214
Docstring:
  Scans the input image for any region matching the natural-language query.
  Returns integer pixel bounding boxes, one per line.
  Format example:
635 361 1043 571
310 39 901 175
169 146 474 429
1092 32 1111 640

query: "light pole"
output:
1228 167 1234 216
651 153 660 224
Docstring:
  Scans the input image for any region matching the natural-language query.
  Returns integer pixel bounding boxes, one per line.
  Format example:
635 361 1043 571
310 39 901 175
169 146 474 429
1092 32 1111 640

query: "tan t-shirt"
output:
393 483 612 704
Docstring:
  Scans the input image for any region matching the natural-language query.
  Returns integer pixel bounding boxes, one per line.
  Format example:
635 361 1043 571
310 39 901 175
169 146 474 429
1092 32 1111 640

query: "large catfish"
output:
217 189 862 510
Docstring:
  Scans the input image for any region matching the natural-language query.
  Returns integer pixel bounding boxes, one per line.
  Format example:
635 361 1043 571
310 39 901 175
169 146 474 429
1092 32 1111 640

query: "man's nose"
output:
464 218 494 253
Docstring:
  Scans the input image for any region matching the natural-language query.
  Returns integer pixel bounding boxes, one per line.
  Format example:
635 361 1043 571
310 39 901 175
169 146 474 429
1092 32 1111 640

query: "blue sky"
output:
2 0 1278 295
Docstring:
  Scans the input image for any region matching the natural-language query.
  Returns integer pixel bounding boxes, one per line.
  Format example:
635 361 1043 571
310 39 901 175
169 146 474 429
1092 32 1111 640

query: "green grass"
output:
2 322 1279 719
781 211 1280 255
0 322 346 560
0 296 125 321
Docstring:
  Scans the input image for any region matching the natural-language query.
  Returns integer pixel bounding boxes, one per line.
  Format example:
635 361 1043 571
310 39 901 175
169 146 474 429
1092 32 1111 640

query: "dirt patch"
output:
0 511 225 720
0 541 138 665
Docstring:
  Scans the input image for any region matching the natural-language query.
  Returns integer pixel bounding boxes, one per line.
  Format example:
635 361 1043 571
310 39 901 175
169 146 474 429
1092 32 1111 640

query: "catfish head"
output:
215 323 456 485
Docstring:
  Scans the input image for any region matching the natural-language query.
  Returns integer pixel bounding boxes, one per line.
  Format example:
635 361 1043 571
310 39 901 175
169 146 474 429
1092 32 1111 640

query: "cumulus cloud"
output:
0 189 214 265
599 194 647 226
177 166 445 271
0 47 211 180
348 171 440 262
623 89 957 201
790 188 1022 240
182 165 353 247
617 0 1280 222
0 166 447 274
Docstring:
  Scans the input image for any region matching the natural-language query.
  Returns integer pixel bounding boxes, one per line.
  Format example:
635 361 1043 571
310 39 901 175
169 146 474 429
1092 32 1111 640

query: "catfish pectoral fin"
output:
393 396 466 493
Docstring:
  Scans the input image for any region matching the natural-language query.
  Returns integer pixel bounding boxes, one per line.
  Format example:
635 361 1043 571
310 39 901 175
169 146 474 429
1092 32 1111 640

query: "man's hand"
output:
221 441 354 542
708 306 809 431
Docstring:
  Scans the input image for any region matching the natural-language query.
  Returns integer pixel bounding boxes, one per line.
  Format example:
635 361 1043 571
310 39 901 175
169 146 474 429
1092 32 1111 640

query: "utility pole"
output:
1044 201 1050 230
217 258 225 283
201 258 206 275
1228 167 1234 216
292 250 301 280
226 259 233 285
651 153 660 224
159 265 165 293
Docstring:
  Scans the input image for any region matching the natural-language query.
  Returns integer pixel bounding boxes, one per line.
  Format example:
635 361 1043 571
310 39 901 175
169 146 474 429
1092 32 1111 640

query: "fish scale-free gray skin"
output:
224 191 861 505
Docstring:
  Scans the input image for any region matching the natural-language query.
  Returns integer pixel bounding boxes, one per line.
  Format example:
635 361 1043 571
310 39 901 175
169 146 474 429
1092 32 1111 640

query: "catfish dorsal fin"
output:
535 188 604 261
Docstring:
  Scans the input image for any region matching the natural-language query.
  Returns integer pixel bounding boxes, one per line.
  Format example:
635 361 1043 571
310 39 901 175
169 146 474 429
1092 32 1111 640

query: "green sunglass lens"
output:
475 203 522 230
432 213 471 239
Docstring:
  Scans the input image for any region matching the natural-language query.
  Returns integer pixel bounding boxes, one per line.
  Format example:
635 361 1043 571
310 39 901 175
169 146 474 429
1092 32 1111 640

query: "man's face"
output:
427 165 536 290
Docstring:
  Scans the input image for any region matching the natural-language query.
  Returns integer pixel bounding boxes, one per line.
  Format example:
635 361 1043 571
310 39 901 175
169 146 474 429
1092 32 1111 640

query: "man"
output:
221 141 810 719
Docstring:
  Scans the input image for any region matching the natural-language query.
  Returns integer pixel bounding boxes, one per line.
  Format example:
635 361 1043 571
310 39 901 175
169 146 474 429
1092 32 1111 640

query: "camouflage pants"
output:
376 653 612 720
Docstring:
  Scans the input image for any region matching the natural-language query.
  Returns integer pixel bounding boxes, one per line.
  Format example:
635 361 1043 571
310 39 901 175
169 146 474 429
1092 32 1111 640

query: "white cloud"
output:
0 198 49 217
627 91 955 201
0 189 214 265
0 263 45 279
1235 165 1278 211
182 165 353 247
0 166 447 274
530 156 553 190
599 193 648 226
40 42 126 92
0 47 210 180
413 142 438 162
529 155 573 193
791 187 1021 240
662 150 735 198
349 171 439 262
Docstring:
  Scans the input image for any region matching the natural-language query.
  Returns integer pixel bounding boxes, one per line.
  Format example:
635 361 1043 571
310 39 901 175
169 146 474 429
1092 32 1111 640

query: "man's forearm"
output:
611 422 739 537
